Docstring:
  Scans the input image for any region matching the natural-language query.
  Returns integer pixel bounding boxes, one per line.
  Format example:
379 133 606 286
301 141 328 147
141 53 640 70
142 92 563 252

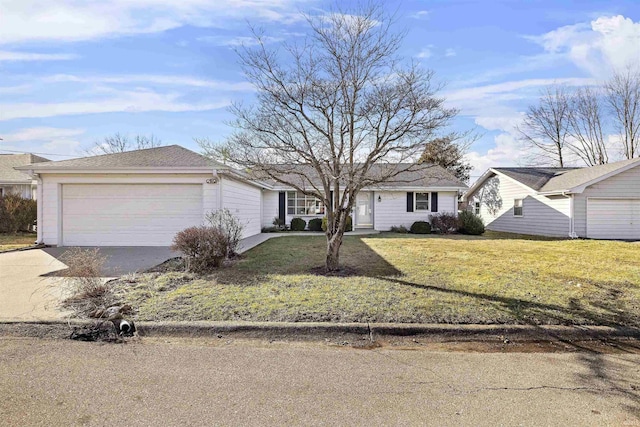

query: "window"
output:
514 199 523 216
474 201 481 215
415 192 429 211
287 191 325 215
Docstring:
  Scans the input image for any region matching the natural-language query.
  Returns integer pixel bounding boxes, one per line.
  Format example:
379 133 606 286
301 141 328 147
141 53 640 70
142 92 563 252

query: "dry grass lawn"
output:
114 232 640 326
0 233 36 252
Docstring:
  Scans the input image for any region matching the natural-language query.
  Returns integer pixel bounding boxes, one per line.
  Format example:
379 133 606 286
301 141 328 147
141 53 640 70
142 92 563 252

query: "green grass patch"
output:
114 234 640 326
0 232 36 252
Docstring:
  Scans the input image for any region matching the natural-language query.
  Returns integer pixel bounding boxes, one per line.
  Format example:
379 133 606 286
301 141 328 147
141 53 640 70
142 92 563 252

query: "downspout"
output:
35 173 43 244
569 193 577 239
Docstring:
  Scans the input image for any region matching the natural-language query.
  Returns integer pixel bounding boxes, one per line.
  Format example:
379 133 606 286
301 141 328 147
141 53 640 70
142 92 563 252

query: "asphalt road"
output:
1 337 640 426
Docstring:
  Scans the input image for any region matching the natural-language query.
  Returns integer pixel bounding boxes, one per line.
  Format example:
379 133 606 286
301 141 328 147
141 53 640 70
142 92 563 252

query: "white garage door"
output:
587 198 640 240
62 184 203 246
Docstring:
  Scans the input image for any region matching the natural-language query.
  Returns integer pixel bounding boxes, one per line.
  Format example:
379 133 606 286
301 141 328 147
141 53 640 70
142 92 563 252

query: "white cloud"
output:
0 0 306 45
466 133 529 177
44 74 254 91
528 15 640 77
0 51 78 61
2 127 84 142
416 47 432 59
0 127 86 158
444 48 456 57
197 35 285 47
410 10 429 19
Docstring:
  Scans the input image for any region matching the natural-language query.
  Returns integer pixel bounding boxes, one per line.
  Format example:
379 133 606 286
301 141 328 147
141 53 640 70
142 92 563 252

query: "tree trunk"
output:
325 233 343 272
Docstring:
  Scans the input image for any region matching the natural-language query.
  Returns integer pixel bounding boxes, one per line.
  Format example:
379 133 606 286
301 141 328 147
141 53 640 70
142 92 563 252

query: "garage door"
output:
62 184 203 246
587 198 640 240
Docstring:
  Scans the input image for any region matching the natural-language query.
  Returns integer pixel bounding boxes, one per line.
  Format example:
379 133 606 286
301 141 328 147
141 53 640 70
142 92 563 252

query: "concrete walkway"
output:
237 230 380 253
0 250 71 321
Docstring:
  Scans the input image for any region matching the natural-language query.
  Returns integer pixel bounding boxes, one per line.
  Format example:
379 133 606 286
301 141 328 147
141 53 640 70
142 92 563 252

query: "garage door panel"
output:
62 184 203 246
587 198 640 240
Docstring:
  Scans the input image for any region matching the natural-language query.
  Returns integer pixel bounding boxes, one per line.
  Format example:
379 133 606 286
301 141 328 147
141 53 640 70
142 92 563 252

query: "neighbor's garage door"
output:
587 198 640 240
61 184 203 246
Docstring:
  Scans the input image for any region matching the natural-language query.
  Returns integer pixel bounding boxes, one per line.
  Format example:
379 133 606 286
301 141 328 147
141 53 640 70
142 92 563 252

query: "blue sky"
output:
1 0 639 181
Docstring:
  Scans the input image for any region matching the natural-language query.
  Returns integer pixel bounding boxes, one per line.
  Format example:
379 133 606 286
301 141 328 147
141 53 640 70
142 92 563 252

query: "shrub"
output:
308 218 323 231
429 213 459 234
261 226 280 233
290 217 307 231
389 225 409 233
321 215 353 232
458 211 485 235
272 216 285 229
410 221 432 234
205 209 244 257
171 226 229 273
0 193 37 233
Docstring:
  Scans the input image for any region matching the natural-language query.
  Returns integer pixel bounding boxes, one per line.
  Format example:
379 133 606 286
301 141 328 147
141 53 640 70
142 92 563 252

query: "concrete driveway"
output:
42 246 178 276
0 247 178 321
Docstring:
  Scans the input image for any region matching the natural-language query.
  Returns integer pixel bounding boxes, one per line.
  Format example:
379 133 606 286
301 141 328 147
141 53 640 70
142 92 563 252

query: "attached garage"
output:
61 184 204 246
586 198 640 240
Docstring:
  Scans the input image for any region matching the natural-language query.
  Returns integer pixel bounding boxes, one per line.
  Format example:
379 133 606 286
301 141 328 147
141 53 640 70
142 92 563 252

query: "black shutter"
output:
329 191 334 210
431 192 438 212
278 192 286 224
406 192 414 212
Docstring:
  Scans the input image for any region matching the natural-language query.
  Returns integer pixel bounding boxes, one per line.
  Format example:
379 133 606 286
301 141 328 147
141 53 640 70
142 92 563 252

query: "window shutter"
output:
278 192 286 224
406 192 414 212
329 190 334 210
431 192 438 212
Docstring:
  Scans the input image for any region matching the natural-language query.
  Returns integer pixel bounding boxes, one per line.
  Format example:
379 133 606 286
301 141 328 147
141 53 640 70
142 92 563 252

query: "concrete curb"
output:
0 243 46 254
1 320 639 342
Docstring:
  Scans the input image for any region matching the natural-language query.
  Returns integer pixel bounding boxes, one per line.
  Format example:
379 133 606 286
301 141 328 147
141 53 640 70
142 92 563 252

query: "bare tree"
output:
517 85 571 167
567 87 608 166
89 133 163 155
419 134 473 183
199 3 458 271
605 67 640 159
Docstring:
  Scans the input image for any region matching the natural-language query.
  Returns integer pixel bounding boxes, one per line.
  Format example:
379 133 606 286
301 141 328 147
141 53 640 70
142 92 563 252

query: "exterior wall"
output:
262 190 279 228
373 191 458 231
39 173 219 246
220 176 262 238
573 164 640 237
0 183 33 199
468 175 571 237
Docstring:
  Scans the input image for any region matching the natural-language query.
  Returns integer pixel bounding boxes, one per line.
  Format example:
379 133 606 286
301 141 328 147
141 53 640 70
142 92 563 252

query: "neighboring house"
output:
16 145 467 247
0 153 49 199
463 157 640 239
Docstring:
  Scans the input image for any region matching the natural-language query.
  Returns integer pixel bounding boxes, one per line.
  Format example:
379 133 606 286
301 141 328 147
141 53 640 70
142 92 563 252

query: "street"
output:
1 337 640 426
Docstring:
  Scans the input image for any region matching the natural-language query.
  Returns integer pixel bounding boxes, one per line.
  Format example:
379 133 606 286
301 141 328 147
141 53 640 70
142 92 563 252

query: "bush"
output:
321 215 353 232
429 213 459 234
308 218 323 231
410 221 432 234
171 226 229 273
272 216 285 229
205 209 244 257
0 193 37 233
290 217 307 231
458 211 485 235
389 225 409 233
261 226 280 233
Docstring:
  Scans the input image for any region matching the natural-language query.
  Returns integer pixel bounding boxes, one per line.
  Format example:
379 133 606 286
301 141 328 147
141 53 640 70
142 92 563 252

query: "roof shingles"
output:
0 153 49 182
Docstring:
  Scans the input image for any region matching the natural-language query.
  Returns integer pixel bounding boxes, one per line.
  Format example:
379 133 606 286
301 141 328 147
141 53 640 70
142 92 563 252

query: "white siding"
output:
574 164 640 237
221 176 262 238
468 175 571 237
373 191 458 230
262 191 279 227
39 173 218 246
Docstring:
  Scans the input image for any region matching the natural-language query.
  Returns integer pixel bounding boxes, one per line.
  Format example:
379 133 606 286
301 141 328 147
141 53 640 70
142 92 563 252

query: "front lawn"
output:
0 232 36 252
114 233 640 326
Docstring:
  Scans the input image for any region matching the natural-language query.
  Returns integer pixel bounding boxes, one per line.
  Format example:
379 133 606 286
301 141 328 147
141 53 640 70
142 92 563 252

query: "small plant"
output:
272 217 285 229
261 226 280 233
429 213 458 234
171 226 230 273
308 218 323 232
321 215 353 232
389 225 409 233
205 208 244 257
410 221 431 234
0 193 37 233
458 211 485 235
290 217 307 231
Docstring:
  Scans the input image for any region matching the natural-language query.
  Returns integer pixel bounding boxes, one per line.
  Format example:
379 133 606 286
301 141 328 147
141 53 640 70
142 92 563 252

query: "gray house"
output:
0 153 49 199
463 157 640 239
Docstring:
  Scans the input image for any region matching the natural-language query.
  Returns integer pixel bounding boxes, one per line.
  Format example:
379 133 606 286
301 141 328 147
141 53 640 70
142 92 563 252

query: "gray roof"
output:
0 153 50 182
17 145 225 170
493 157 640 193
253 163 468 190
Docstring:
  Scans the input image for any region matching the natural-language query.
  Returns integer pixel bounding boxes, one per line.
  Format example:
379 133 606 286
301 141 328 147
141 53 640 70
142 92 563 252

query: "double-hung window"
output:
474 201 481 215
415 192 429 211
513 199 523 217
287 191 325 215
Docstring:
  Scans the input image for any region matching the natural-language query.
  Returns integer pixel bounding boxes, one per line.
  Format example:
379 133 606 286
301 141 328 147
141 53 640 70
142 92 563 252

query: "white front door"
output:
355 192 373 228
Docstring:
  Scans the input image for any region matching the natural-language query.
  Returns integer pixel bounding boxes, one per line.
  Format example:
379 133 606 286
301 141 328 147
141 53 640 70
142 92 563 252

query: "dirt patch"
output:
309 265 361 277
